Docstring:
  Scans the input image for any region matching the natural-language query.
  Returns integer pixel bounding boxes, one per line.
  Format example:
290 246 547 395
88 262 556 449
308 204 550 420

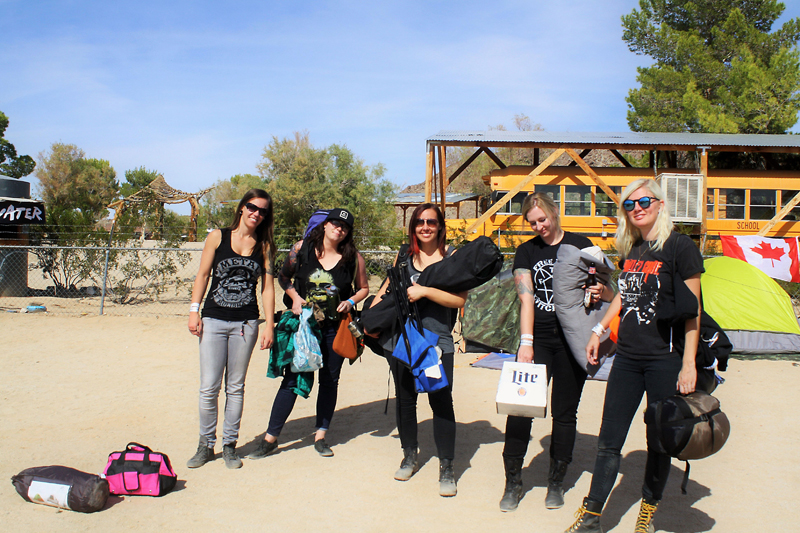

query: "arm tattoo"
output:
514 268 534 297
264 248 276 277
278 243 299 291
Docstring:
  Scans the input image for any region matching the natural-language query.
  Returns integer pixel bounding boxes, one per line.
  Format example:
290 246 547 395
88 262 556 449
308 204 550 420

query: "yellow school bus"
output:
425 131 800 251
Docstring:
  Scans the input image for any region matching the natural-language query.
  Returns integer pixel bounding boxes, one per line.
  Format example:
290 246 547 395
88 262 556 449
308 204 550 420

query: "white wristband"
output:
520 333 533 340
591 323 606 337
520 339 533 347
190 303 200 313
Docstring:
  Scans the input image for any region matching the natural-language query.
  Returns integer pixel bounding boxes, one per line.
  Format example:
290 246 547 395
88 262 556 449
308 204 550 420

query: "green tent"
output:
702 257 800 354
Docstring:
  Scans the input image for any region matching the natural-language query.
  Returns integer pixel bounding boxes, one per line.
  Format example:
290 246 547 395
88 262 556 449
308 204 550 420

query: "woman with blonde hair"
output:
499 192 613 512
565 178 703 533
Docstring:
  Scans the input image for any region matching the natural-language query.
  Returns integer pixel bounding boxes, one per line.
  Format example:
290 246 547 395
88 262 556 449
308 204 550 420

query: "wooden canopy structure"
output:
424 131 800 250
107 175 214 241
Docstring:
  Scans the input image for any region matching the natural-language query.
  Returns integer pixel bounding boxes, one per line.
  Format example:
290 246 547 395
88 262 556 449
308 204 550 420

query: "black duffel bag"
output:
12 465 109 513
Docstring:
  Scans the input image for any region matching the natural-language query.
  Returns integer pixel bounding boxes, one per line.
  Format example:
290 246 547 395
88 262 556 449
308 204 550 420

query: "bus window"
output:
595 186 621 217
564 186 591 216
780 191 800 221
750 190 776 220
719 189 745 219
534 185 560 205
707 190 715 220
491 191 528 214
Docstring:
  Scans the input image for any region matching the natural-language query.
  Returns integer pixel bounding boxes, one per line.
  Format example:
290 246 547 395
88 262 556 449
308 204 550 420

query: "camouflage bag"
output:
462 267 519 353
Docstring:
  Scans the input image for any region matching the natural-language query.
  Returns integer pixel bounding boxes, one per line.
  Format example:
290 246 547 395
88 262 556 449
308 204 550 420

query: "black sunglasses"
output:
244 202 269 217
622 196 660 211
329 220 350 231
414 218 439 227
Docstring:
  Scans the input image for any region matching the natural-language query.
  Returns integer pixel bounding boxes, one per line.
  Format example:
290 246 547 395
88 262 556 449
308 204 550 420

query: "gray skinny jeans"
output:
198 317 259 447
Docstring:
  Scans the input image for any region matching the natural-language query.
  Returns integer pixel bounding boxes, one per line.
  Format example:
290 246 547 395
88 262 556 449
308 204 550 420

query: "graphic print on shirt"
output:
531 259 555 312
306 268 337 302
212 256 261 308
618 258 663 325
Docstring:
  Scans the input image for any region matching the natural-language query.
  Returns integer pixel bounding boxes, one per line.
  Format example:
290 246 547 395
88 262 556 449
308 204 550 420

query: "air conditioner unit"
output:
656 173 704 223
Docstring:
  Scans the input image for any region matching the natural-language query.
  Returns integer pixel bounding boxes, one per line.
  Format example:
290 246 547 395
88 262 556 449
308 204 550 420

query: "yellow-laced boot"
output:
634 498 659 533
565 498 603 533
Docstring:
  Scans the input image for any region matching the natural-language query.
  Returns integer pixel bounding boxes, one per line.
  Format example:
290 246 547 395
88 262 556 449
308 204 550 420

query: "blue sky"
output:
3 0 800 215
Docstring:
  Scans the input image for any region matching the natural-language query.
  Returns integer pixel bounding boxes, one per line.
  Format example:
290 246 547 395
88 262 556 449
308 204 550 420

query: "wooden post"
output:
758 191 800 236
425 144 434 203
699 147 709 252
564 148 620 204
438 145 447 214
464 149 566 235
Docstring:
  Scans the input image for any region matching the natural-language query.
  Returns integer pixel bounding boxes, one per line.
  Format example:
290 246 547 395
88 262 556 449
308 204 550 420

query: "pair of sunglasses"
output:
329 220 350 231
414 218 439 227
622 196 660 211
245 202 270 217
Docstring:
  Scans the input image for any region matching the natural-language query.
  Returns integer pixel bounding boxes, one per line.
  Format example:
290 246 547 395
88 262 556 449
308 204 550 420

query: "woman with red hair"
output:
372 203 466 497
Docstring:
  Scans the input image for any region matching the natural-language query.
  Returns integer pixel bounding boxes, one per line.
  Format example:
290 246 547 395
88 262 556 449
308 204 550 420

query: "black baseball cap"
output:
326 208 354 229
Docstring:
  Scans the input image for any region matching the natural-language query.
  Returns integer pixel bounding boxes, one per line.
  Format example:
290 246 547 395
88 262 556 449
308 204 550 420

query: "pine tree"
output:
623 0 800 134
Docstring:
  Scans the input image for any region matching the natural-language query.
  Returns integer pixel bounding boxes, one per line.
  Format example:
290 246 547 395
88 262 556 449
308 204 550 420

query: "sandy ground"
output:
2 313 799 532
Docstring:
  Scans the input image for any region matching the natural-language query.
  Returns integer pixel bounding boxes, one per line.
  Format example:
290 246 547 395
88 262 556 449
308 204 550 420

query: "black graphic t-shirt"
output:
615 232 704 360
202 228 264 322
513 232 592 332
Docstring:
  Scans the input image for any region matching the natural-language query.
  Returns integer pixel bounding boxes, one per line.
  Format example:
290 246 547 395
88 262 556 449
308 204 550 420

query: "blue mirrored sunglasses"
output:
622 196 659 211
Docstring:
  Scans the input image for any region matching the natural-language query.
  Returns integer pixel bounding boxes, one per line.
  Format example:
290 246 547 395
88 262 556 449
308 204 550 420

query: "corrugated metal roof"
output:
427 130 800 151
394 192 480 204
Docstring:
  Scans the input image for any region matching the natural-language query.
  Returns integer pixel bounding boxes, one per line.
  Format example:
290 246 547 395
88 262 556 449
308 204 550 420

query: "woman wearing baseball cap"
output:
249 208 369 459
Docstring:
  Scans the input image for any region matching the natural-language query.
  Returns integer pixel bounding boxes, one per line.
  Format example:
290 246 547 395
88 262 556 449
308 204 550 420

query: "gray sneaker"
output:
222 442 242 469
187 436 214 469
247 439 278 460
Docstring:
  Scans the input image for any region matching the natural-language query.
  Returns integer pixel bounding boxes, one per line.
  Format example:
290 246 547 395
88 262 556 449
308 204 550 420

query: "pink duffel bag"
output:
103 442 177 497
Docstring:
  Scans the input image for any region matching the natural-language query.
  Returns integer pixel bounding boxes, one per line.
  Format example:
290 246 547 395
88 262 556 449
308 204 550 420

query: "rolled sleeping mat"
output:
553 244 616 380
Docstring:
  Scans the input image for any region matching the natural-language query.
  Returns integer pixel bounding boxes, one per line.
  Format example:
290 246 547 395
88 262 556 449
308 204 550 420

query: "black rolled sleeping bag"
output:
361 236 503 334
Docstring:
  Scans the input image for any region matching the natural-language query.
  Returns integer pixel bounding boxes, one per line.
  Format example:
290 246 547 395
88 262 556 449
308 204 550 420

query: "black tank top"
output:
202 228 264 321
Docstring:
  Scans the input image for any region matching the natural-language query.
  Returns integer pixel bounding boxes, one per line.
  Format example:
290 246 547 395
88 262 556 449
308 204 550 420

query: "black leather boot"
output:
499 456 524 512
438 459 457 497
564 497 604 533
394 447 418 481
545 458 569 509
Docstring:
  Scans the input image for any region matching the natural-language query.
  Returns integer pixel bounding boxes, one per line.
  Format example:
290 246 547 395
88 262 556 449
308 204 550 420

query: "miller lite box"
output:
495 362 548 418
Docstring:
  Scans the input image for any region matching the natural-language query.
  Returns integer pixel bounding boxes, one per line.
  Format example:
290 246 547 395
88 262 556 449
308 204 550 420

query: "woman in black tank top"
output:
186 189 276 470
248 208 369 459
371 203 467 497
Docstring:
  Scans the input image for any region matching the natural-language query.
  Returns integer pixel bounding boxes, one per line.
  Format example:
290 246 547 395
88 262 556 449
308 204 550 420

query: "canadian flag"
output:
720 235 800 282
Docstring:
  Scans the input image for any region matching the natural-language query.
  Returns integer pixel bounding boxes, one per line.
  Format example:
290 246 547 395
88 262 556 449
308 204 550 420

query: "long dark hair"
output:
229 189 275 261
306 218 357 266
408 203 446 256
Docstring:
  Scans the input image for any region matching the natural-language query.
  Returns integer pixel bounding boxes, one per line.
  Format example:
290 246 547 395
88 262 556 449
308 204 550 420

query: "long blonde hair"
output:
616 179 673 259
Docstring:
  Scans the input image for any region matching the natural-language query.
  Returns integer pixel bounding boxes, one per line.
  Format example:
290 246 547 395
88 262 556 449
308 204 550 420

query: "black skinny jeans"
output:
503 323 587 463
588 354 681 504
388 351 456 460
267 326 344 436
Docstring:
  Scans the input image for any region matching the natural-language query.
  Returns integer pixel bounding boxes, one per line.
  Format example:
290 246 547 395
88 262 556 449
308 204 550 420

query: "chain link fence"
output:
2 241 799 317
0 243 406 317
